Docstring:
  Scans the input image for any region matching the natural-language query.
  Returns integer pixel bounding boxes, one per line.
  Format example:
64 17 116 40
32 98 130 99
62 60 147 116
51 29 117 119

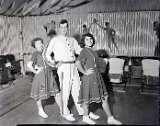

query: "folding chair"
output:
141 59 160 92
108 58 128 90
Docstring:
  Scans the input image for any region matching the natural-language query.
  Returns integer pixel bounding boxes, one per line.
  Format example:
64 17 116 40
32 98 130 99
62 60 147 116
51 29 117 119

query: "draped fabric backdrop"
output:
0 11 159 71
0 16 21 59
22 11 159 55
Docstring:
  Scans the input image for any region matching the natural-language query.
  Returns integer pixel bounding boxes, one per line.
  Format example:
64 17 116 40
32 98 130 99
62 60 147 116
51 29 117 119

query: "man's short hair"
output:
59 19 68 27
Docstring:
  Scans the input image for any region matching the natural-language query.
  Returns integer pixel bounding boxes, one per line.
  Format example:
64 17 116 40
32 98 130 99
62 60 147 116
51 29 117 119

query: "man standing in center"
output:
45 19 84 122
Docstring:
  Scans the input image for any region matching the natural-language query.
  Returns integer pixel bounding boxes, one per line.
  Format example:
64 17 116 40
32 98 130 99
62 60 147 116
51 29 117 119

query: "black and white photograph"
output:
0 0 159 125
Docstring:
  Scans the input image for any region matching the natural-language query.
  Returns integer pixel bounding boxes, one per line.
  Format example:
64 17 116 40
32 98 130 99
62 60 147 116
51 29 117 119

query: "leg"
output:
112 37 119 51
102 96 112 117
102 96 122 125
108 41 112 53
71 67 84 115
82 104 96 125
71 67 98 124
54 92 62 113
36 99 48 118
57 69 70 116
83 104 88 115
57 65 75 121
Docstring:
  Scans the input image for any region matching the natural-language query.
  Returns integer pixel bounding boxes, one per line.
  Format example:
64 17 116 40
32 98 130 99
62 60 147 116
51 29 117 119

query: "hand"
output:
35 67 43 74
55 61 62 68
46 59 58 68
85 68 94 75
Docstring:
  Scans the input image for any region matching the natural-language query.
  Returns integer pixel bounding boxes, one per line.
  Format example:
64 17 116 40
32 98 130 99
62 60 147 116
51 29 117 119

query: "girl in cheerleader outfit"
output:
27 37 61 118
76 33 122 125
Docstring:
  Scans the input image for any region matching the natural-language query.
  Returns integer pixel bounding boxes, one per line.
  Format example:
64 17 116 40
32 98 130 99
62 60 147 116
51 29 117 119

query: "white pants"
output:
57 63 84 116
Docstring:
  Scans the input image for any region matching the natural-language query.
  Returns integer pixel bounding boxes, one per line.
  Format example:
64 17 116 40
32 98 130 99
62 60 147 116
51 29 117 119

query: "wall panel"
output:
0 16 21 60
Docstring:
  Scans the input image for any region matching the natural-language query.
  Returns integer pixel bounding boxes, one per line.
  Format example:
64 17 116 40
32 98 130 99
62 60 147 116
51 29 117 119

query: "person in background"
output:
82 23 94 35
43 20 59 85
27 37 61 118
82 24 90 35
95 20 119 53
153 17 160 57
44 20 57 39
75 33 122 125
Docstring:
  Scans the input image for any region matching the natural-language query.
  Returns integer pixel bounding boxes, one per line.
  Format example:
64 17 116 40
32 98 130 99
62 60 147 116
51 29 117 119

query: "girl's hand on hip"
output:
85 68 94 75
55 61 63 68
35 67 43 74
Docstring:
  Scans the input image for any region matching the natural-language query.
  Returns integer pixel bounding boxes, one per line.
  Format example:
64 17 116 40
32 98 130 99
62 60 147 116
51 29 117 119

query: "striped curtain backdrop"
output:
0 16 21 60
0 10 159 72
21 11 159 71
22 11 159 56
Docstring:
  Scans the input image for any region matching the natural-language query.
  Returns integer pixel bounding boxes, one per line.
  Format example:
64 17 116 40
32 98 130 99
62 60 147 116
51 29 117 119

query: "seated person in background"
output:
0 59 14 85
5 60 12 68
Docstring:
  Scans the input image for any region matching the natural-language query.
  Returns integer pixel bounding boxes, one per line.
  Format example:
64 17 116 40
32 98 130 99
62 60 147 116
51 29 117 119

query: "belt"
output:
58 61 75 64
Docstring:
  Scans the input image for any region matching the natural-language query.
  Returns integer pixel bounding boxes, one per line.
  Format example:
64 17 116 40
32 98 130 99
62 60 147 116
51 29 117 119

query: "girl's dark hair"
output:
80 33 95 48
31 37 43 48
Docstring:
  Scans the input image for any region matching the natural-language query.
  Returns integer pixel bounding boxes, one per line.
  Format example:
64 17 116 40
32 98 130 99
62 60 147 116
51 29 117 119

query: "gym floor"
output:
0 75 159 126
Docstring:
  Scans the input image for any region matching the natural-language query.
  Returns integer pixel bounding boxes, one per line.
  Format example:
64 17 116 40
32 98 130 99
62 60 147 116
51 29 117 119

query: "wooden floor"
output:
0 75 159 126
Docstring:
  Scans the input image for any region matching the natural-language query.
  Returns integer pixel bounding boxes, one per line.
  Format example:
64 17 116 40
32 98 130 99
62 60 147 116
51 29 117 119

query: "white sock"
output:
39 108 48 118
